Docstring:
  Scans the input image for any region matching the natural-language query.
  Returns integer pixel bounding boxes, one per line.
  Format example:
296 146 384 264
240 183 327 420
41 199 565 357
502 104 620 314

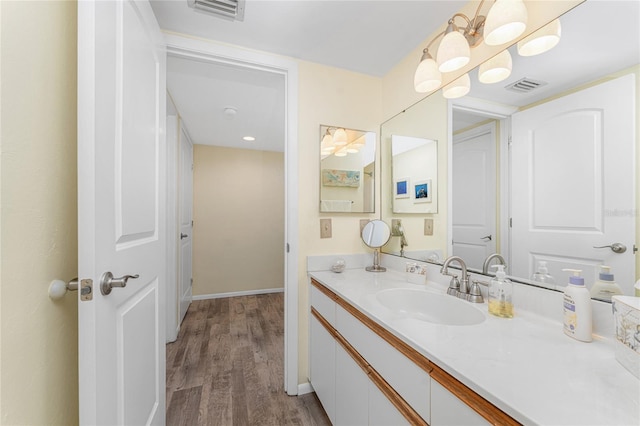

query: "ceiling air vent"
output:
505 78 548 93
187 0 245 22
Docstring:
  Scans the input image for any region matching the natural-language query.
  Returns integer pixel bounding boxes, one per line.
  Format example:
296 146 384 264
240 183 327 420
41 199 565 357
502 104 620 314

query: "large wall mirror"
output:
381 0 639 301
320 125 376 213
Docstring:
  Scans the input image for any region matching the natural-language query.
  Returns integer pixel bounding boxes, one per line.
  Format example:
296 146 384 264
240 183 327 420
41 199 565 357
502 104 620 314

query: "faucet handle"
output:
467 280 484 303
446 276 460 296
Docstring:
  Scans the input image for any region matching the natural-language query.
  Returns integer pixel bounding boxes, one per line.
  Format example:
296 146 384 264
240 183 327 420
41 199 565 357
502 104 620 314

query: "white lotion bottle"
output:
589 265 623 301
562 269 592 342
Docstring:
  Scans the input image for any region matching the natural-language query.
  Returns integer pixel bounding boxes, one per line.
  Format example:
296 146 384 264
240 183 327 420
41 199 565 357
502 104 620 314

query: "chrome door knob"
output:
100 272 139 295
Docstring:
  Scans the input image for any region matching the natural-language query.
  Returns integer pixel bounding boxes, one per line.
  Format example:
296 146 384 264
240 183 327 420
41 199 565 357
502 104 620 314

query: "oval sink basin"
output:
376 288 485 326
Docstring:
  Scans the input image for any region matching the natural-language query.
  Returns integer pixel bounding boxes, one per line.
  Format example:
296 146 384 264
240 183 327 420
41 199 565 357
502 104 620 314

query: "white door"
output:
78 1 166 424
452 122 497 270
179 125 193 324
511 74 635 293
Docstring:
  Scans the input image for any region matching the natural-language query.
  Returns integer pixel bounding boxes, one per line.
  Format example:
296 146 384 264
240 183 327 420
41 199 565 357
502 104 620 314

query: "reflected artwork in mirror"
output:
380 0 640 300
319 125 376 213
391 136 438 214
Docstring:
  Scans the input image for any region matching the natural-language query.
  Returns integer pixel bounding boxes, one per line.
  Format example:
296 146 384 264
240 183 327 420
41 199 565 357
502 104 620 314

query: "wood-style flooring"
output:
166 293 331 426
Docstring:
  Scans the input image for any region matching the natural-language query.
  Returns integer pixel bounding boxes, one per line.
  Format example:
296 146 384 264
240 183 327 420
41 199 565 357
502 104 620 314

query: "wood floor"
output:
166 293 331 426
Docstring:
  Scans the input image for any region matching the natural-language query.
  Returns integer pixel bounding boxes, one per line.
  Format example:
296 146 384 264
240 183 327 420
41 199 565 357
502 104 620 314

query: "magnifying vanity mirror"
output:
320 125 376 213
381 0 640 300
362 220 391 272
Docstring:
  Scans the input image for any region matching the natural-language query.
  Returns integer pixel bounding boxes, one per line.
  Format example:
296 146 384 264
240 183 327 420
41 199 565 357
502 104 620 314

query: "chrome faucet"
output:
482 253 506 275
441 256 483 303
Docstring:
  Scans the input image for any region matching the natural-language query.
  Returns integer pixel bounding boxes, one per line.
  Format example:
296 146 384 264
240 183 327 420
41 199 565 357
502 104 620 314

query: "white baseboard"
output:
192 287 284 301
297 382 314 395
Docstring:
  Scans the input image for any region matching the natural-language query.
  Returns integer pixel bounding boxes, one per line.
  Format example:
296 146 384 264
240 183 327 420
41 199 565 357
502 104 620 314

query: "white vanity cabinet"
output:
309 278 518 426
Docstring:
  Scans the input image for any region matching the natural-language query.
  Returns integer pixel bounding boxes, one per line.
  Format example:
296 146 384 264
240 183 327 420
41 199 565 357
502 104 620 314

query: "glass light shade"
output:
517 19 561 56
437 28 470 73
484 0 528 46
442 73 471 99
334 148 348 157
321 133 333 149
478 49 512 84
414 52 442 93
333 128 348 146
345 146 359 154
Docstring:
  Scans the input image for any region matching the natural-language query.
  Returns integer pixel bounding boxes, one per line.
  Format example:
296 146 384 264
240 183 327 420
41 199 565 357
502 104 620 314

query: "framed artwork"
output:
413 179 432 203
394 177 410 199
322 169 360 187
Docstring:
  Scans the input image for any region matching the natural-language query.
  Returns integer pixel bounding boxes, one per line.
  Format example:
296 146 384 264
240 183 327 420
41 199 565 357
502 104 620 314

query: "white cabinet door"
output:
431 381 489 426
368 381 410 426
310 315 336 424
335 344 369 426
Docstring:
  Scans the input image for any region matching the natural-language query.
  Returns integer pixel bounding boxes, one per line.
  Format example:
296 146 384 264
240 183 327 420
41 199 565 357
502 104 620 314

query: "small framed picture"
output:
394 177 410 199
413 179 432 203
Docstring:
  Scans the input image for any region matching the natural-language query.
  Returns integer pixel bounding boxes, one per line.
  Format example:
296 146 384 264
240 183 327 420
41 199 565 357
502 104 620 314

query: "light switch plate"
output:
424 218 434 236
320 218 332 238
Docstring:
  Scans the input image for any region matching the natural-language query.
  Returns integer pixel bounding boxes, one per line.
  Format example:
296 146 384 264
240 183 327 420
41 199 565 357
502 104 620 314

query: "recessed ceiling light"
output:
243 136 255 141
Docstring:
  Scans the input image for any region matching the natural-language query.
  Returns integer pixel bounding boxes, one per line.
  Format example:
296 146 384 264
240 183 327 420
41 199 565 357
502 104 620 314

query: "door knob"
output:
180 233 188 239
480 235 492 242
593 243 627 254
100 272 139 295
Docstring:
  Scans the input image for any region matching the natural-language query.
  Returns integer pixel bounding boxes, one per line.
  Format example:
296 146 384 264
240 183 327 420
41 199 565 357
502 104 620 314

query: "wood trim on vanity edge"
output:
310 278 520 426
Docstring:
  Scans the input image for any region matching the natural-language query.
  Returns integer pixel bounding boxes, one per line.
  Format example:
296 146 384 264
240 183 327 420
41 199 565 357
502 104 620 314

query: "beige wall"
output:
192 145 285 295
297 61 382 381
0 1 79 425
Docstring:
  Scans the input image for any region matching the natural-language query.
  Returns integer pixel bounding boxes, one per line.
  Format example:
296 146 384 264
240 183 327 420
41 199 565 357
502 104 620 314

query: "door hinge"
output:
190 278 193 286
286 243 290 253
634 244 638 254
509 218 513 228
81 278 93 301
191 220 194 227
508 136 513 149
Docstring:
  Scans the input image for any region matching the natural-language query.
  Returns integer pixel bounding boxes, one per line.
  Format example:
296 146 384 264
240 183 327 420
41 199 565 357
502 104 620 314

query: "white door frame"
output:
449 98 516 265
163 33 300 395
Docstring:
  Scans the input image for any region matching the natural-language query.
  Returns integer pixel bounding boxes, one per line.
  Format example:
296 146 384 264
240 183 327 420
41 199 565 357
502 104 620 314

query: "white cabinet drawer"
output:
431 380 490 426
310 281 336 327
336 305 431 423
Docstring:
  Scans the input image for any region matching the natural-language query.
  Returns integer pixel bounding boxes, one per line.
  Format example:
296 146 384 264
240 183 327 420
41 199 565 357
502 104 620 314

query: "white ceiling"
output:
156 1 640 150
152 0 465 77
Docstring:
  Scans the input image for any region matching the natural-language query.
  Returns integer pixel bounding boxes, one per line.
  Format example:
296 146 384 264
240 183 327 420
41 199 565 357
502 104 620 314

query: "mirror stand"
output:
366 249 386 272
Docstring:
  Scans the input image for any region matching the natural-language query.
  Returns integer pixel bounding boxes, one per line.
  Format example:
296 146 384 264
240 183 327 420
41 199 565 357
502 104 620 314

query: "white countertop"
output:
309 268 640 426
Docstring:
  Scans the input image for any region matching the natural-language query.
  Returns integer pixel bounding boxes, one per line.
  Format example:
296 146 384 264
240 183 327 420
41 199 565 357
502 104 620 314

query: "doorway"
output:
164 34 300 395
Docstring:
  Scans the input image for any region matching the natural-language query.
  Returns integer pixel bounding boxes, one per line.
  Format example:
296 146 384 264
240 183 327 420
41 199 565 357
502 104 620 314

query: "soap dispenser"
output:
530 261 556 288
590 265 623 301
562 269 592 342
488 265 513 318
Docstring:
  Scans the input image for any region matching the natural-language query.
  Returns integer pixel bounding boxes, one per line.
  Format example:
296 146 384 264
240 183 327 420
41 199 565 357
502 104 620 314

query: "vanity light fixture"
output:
414 0 532 94
517 18 561 56
333 128 348 146
483 0 528 46
442 73 471 99
478 49 512 83
414 48 442 93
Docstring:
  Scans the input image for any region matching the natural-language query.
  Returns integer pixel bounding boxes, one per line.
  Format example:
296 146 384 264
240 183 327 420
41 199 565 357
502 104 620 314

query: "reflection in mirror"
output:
391 136 438 214
319 125 375 213
362 220 391 272
381 0 640 300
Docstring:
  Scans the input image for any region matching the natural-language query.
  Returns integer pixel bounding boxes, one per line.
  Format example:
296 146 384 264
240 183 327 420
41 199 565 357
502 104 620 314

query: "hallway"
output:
166 294 330 425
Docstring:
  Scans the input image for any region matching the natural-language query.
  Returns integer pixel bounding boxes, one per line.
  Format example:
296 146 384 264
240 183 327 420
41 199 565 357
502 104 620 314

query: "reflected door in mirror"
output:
511 74 636 295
